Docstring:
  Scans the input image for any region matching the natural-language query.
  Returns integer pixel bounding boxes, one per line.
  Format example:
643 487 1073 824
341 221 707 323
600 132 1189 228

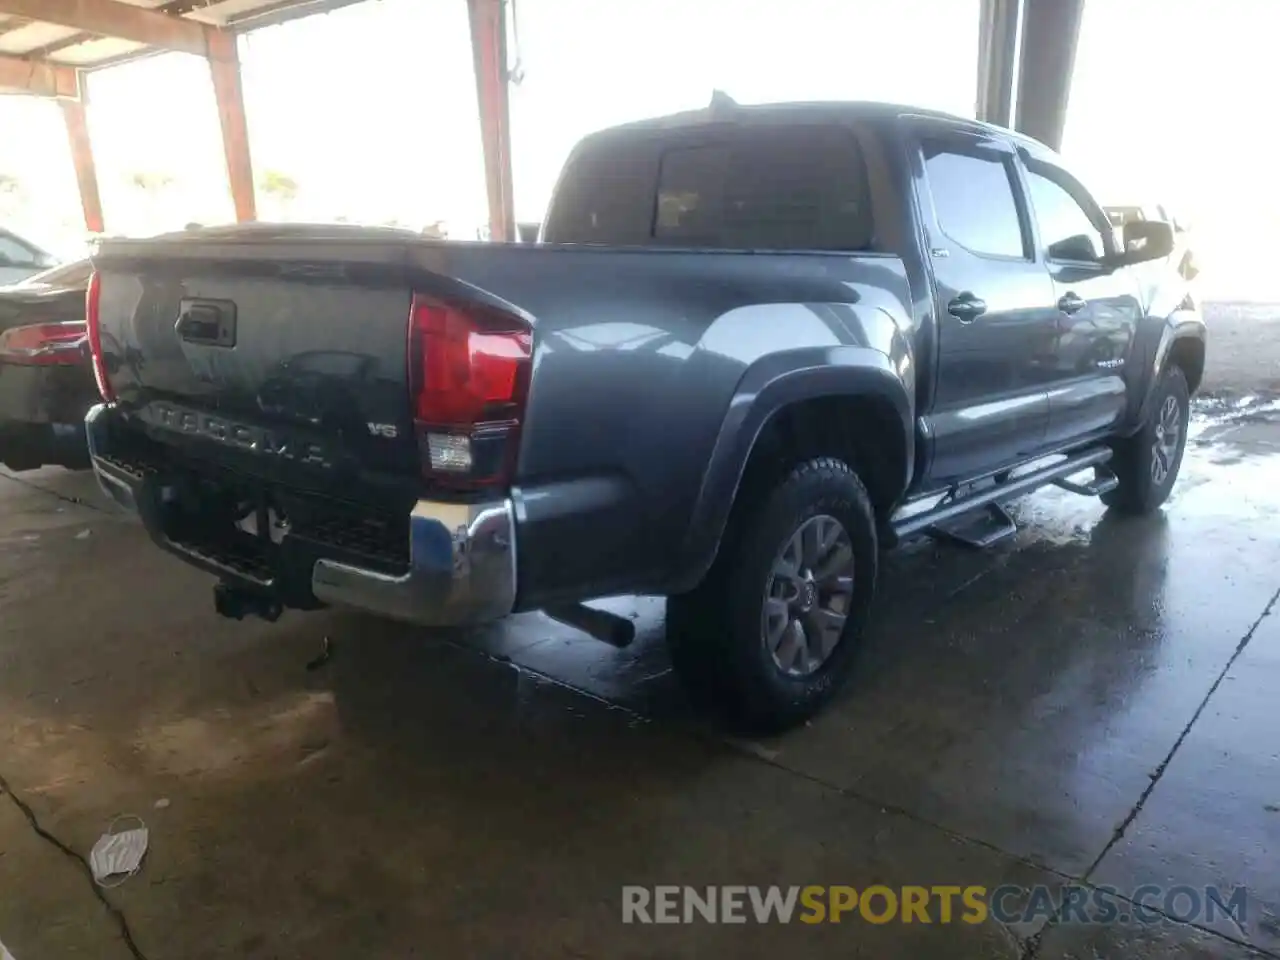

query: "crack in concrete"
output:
439 583 1280 959
1083 584 1279 877
0 472 110 515
453 631 1079 888
1015 884 1280 960
0 772 146 960
1021 585 1280 959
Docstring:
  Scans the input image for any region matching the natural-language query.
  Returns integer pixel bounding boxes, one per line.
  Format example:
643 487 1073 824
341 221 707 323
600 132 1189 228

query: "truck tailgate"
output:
94 229 421 499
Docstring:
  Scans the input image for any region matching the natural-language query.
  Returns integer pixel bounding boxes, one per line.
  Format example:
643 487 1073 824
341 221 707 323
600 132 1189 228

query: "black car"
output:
0 259 97 471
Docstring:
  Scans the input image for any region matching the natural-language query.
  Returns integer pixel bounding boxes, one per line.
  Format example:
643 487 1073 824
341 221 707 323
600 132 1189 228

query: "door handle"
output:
1057 292 1087 315
947 293 987 323
175 298 237 347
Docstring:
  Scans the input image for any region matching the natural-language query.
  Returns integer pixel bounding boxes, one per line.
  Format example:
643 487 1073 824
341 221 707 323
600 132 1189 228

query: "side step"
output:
892 446 1114 545
928 502 1017 549
1053 467 1118 497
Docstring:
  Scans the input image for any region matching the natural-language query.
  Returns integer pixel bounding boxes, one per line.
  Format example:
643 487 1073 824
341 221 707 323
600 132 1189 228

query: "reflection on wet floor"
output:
0 396 1278 959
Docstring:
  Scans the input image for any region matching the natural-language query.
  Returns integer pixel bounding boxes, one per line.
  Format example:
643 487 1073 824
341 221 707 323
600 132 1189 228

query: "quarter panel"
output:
427 246 915 607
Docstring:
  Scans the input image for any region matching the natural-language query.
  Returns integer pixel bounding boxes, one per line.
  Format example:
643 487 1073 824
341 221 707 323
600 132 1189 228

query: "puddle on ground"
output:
1189 393 1280 442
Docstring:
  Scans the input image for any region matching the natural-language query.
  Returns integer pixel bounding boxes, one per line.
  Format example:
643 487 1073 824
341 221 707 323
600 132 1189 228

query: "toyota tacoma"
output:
83 100 1204 731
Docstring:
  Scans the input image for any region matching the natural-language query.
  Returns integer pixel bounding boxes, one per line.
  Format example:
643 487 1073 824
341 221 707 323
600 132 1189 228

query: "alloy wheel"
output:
761 514 856 677
1150 394 1182 485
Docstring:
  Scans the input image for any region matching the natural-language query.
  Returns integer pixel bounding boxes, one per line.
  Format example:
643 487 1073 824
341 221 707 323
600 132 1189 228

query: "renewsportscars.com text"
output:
621 884 1248 926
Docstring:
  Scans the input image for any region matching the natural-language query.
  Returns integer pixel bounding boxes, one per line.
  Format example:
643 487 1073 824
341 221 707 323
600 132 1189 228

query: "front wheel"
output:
666 457 878 733
1102 365 1190 515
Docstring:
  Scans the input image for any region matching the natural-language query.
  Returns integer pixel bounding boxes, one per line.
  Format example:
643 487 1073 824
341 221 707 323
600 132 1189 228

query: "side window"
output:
0 235 37 266
654 126 874 250
1025 168 1107 263
921 142 1026 259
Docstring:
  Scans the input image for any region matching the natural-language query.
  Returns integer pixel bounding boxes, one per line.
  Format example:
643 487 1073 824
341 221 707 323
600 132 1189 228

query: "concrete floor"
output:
1 395 1278 959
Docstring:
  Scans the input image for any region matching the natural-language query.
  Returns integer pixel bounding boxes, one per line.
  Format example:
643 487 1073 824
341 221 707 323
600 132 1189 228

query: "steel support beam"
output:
0 0 215 56
60 83 105 234
468 0 514 242
1014 0 1085 151
207 29 256 222
0 51 78 97
0 15 34 40
975 0 1023 128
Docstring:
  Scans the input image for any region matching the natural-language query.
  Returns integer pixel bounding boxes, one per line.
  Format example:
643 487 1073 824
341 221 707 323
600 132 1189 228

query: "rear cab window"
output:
543 122 876 252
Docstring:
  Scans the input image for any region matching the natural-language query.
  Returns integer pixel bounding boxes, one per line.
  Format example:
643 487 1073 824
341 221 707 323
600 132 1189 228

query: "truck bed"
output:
92 224 912 605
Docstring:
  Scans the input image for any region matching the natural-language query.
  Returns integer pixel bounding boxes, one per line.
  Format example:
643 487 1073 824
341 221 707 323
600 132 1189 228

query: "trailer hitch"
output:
213 581 283 623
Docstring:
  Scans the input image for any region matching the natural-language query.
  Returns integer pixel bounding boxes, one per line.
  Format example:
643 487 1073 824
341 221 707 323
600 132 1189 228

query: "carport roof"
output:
0 0 360 76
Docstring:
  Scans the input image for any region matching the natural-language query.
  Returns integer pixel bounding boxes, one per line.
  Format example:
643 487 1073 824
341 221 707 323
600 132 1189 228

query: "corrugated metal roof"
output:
0 0 364 73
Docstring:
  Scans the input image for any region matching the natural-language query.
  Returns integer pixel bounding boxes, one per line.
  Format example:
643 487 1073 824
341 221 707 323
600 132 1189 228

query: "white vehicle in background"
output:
0 227 59 286
1104 203 1199 281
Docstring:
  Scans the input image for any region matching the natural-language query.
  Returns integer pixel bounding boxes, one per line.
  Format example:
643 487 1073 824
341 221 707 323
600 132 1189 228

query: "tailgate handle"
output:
176 298 237 347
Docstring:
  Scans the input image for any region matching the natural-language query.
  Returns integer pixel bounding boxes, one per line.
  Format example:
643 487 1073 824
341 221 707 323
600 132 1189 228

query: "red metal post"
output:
467 0 514 242
207 28 256 222
59 78 105 235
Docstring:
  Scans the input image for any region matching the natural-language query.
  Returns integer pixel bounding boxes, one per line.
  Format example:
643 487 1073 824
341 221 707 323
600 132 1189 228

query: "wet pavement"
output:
0 396 1277 959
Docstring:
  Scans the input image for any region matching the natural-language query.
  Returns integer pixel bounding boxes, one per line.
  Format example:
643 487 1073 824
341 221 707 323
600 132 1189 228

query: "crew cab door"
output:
1017 151 1141 446
909 124 1057 487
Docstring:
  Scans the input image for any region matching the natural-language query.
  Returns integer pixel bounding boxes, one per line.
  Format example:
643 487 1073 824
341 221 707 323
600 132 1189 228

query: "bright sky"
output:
0 0 1276 289
0 0 979 253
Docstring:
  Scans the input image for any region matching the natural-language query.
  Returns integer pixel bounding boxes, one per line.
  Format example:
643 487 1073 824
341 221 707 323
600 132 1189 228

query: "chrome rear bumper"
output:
311 499 516 626
85 403 517 627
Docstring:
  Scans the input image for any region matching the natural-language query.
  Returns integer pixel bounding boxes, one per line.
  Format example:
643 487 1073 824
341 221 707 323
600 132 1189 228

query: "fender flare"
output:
669 345 913 593
1135 314 1206 427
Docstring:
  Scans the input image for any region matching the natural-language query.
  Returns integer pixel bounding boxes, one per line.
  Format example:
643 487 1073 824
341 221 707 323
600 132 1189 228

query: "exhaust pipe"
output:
213 582 283 623
544 603 636 648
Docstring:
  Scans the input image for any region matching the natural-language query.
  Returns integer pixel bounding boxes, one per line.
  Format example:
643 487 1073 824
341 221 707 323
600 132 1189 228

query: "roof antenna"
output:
708 89 737 113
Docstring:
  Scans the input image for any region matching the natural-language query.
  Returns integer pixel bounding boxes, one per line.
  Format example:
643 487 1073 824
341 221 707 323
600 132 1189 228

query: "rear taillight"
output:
0 322 86 366
408 293 532 489
85 270 114 401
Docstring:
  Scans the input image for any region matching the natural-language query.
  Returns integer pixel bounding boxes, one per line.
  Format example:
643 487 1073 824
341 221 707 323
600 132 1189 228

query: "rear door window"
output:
921 142 1027 259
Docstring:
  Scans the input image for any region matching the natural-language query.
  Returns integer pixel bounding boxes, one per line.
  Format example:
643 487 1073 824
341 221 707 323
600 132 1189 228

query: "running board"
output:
893 446 1114 542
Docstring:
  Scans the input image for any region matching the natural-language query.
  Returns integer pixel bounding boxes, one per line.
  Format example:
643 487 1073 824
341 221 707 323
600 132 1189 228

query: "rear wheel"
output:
1102 365 1190 514
666 457 878 733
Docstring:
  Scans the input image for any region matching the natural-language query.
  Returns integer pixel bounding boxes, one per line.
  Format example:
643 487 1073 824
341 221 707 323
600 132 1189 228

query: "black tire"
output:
1102 365 1190 515
666 457 878 733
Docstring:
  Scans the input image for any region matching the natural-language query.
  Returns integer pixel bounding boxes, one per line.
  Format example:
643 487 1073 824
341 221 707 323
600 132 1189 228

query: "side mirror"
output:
1047 234 1101 263
1111 219 1175 267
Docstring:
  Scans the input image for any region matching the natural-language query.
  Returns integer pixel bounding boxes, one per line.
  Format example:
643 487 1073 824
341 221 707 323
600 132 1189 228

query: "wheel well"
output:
1168 337 1205 394
737 395 908 521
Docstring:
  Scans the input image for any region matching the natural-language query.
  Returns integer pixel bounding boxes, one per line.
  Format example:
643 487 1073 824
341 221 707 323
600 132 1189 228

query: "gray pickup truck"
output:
84 100 1204 731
